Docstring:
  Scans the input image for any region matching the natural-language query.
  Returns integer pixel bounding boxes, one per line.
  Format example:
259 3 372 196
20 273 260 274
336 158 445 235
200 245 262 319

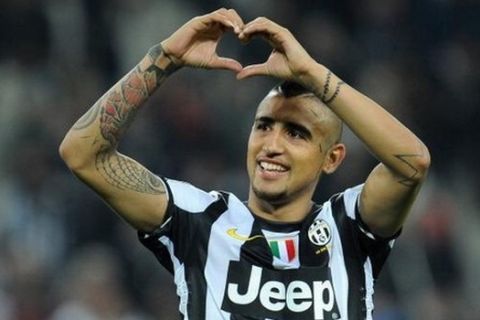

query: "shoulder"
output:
162 177 251 219
163 178 228 212
324 184 400 243
323 184 364 220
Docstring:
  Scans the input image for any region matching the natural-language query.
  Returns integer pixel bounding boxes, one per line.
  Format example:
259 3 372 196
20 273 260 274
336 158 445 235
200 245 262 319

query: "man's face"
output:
247 93 339 205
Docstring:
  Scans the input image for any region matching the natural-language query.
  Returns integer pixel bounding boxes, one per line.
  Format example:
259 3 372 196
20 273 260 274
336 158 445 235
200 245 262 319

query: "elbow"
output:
58 136 69 162
418 144 431 178
392 143 431 184
409 144 431 183
58 138 79 171
58 136 93 172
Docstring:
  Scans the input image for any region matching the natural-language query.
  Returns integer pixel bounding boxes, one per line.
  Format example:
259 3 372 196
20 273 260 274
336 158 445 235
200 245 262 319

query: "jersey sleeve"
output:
338 184 400 278
137 177 223 273
342 184 401 241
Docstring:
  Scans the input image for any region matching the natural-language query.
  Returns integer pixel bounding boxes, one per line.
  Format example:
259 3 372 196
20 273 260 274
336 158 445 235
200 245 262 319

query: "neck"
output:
247 190 314 223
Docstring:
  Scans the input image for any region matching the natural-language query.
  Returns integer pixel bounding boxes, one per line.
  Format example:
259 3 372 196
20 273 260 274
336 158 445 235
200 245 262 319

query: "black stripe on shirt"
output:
179 192 229 319
330 193 368 319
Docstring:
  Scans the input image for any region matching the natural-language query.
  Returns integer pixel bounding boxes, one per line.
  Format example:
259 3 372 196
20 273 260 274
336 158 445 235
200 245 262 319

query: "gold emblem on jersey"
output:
227 228 264 242
315 246 330 255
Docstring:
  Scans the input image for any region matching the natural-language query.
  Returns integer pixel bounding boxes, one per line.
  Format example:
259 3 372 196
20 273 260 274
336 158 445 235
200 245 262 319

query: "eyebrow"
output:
286 122 312 140
255 116 274 124
255 116 312 140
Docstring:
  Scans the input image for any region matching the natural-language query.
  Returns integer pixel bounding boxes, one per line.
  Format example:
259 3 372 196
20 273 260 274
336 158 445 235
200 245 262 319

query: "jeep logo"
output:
223 263 340 320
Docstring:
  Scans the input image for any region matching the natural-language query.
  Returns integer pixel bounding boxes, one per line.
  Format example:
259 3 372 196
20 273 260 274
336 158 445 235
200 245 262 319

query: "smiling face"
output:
247 87 345 209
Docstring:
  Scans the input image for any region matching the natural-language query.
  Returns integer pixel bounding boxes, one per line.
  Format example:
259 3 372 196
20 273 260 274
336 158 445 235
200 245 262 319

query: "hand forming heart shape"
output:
160 8 317 84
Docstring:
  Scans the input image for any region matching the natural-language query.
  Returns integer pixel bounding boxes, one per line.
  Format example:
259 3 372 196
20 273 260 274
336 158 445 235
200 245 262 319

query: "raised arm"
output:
59 9 244 232
237 18 430 237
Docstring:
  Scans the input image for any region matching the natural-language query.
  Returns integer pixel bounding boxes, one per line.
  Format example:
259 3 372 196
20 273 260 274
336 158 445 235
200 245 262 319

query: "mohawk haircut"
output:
272 81 316 98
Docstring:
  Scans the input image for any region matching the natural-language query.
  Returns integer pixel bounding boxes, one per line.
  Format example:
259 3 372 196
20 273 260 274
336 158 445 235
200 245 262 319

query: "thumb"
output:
236 63 268 80
209 56 243 73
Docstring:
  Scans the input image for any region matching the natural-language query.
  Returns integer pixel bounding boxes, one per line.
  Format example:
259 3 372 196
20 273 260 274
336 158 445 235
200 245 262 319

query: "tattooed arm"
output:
59 9 244 231
59 46 177 231
236 17 430 237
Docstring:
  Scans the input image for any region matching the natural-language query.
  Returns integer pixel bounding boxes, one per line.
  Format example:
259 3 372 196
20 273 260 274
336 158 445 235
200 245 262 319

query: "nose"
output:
262 128 284 155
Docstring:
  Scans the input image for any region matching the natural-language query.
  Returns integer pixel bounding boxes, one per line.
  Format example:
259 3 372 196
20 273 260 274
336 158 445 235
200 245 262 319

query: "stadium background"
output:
0 0 479 319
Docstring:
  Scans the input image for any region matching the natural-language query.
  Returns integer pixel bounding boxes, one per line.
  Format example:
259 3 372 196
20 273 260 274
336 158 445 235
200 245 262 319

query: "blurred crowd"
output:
0 0 479 319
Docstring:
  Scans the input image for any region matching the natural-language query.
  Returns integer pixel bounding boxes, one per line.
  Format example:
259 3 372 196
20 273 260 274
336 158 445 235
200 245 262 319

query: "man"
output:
59 8 430 320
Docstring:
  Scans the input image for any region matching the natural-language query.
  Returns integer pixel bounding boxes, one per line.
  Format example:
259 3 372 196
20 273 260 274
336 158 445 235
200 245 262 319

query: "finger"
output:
239 18 283 45
241 17 281 35
225 9 244 34
236 63 268 80
207 8 242 33
210 56 243 73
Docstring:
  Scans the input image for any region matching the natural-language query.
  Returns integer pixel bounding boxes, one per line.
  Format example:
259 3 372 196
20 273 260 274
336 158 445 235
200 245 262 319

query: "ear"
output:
322 143 346 175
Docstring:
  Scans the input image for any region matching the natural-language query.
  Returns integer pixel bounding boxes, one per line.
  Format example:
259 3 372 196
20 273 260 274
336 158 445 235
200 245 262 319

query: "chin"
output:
252 186 288 204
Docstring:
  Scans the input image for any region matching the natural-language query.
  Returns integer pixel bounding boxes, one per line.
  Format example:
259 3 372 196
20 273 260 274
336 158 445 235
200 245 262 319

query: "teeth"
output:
259 161 287 172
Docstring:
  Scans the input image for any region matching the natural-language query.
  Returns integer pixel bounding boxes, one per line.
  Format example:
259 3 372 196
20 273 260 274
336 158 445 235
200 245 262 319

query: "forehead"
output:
255 93 330 129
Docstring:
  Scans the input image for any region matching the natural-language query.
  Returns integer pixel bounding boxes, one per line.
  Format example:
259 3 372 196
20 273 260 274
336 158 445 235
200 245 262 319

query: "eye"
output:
287 128 306 139
255 122 270 131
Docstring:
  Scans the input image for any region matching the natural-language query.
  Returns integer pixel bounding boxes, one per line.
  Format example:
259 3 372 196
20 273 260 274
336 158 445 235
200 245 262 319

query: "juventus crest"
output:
308 219 332 246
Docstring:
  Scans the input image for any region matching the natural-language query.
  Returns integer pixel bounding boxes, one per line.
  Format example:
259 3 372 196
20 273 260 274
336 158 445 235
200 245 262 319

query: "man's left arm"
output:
317 70 430 238
237 18 431 238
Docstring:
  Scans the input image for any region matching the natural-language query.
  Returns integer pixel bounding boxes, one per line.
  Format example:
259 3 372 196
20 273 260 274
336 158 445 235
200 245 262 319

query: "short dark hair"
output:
272 81 315 98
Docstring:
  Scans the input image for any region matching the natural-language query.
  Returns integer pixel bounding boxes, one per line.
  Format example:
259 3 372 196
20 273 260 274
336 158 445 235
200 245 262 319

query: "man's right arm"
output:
59 46 177 232
59 8 244 232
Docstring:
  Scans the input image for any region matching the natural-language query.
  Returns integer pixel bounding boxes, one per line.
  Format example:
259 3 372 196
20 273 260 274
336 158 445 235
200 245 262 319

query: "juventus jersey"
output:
138 178 397 320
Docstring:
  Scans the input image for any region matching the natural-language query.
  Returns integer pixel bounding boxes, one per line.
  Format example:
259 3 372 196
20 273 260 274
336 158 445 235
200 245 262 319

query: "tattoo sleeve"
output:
72 44 178 140
72 102 101 130
98 44 178 146
70 44 178 194
96 150 166 195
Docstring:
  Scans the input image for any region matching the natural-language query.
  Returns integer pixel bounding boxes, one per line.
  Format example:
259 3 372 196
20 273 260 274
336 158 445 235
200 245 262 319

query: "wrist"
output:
307 64 345 105
295 62 325 94
142 44 181 77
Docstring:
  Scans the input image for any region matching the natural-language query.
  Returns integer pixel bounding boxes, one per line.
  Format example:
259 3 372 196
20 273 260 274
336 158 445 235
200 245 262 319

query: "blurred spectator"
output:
49 244 147 320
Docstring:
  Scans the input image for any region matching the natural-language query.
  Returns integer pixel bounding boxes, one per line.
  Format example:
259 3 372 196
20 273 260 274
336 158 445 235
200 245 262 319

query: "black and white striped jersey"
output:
138 178 398 320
